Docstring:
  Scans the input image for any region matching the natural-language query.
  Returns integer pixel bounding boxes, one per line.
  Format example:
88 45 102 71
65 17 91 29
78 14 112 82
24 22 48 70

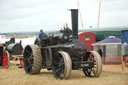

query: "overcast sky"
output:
0 0 128 32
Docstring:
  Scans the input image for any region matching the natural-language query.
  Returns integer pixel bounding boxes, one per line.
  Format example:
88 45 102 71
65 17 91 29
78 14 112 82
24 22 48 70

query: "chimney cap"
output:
68 9 78 11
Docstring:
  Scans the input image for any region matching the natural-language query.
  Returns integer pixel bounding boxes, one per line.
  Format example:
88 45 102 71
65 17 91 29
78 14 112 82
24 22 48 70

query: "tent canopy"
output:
92 36 121 45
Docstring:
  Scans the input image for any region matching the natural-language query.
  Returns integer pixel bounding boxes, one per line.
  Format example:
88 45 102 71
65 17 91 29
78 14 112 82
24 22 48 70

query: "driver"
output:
39 29 47 39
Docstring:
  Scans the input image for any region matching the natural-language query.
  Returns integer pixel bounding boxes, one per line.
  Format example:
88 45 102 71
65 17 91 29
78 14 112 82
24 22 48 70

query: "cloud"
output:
0 0 128 32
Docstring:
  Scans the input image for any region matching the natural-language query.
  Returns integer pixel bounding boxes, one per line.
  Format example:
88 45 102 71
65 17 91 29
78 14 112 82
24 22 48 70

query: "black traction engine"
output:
23 9 102 79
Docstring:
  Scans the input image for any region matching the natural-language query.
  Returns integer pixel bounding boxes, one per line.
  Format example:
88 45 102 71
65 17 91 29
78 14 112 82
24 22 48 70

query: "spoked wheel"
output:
83 51 102 77
3 51 10 69
23 45 42 74
53 51 72 79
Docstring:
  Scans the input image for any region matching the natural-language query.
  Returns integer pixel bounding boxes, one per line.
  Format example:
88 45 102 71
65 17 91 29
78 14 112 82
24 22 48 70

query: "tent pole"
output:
77 0 84 32
97 0 102 31
121 49 124 71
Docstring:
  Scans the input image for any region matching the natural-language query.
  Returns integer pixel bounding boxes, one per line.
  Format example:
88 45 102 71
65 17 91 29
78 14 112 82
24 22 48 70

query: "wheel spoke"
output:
24 58 28 61
28 54 33 63
91 68 96 75
58 68 64 78
55 67 62 73
30 54 33 59
53 61 59 65
88 69 91 76
26 64 32 70
55 65 64 77
26 49 31 56
59 58 64 67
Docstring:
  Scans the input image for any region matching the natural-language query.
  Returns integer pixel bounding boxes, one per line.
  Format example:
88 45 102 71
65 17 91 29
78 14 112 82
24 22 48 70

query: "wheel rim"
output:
23 46 33 73
83 51 102 77
53 51 72 79
3 51 10 69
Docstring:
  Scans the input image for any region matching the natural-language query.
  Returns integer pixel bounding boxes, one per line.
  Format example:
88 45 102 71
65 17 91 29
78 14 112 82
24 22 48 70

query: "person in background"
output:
39 29 47 39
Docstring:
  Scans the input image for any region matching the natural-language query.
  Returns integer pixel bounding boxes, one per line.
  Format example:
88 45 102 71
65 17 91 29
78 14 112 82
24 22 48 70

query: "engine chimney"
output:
70 9 78 39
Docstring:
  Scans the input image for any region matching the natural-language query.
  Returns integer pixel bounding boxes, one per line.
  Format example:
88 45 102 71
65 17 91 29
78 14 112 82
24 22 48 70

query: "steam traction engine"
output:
0 38 23 69
23 9 102 79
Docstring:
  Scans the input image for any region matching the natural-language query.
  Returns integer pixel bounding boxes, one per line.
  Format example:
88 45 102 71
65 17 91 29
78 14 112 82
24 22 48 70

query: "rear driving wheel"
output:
53 51 72 79
23 45 42 74
83 51 102 77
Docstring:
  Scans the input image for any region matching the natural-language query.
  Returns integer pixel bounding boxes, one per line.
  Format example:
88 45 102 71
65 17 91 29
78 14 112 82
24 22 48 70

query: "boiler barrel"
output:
7 43 23 55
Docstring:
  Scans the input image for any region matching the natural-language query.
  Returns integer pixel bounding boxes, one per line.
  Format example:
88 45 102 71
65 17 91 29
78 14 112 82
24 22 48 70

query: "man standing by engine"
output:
39 29 47 39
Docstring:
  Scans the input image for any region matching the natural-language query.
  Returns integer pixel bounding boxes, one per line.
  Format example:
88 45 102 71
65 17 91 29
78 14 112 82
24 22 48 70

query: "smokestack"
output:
70 9 78 39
